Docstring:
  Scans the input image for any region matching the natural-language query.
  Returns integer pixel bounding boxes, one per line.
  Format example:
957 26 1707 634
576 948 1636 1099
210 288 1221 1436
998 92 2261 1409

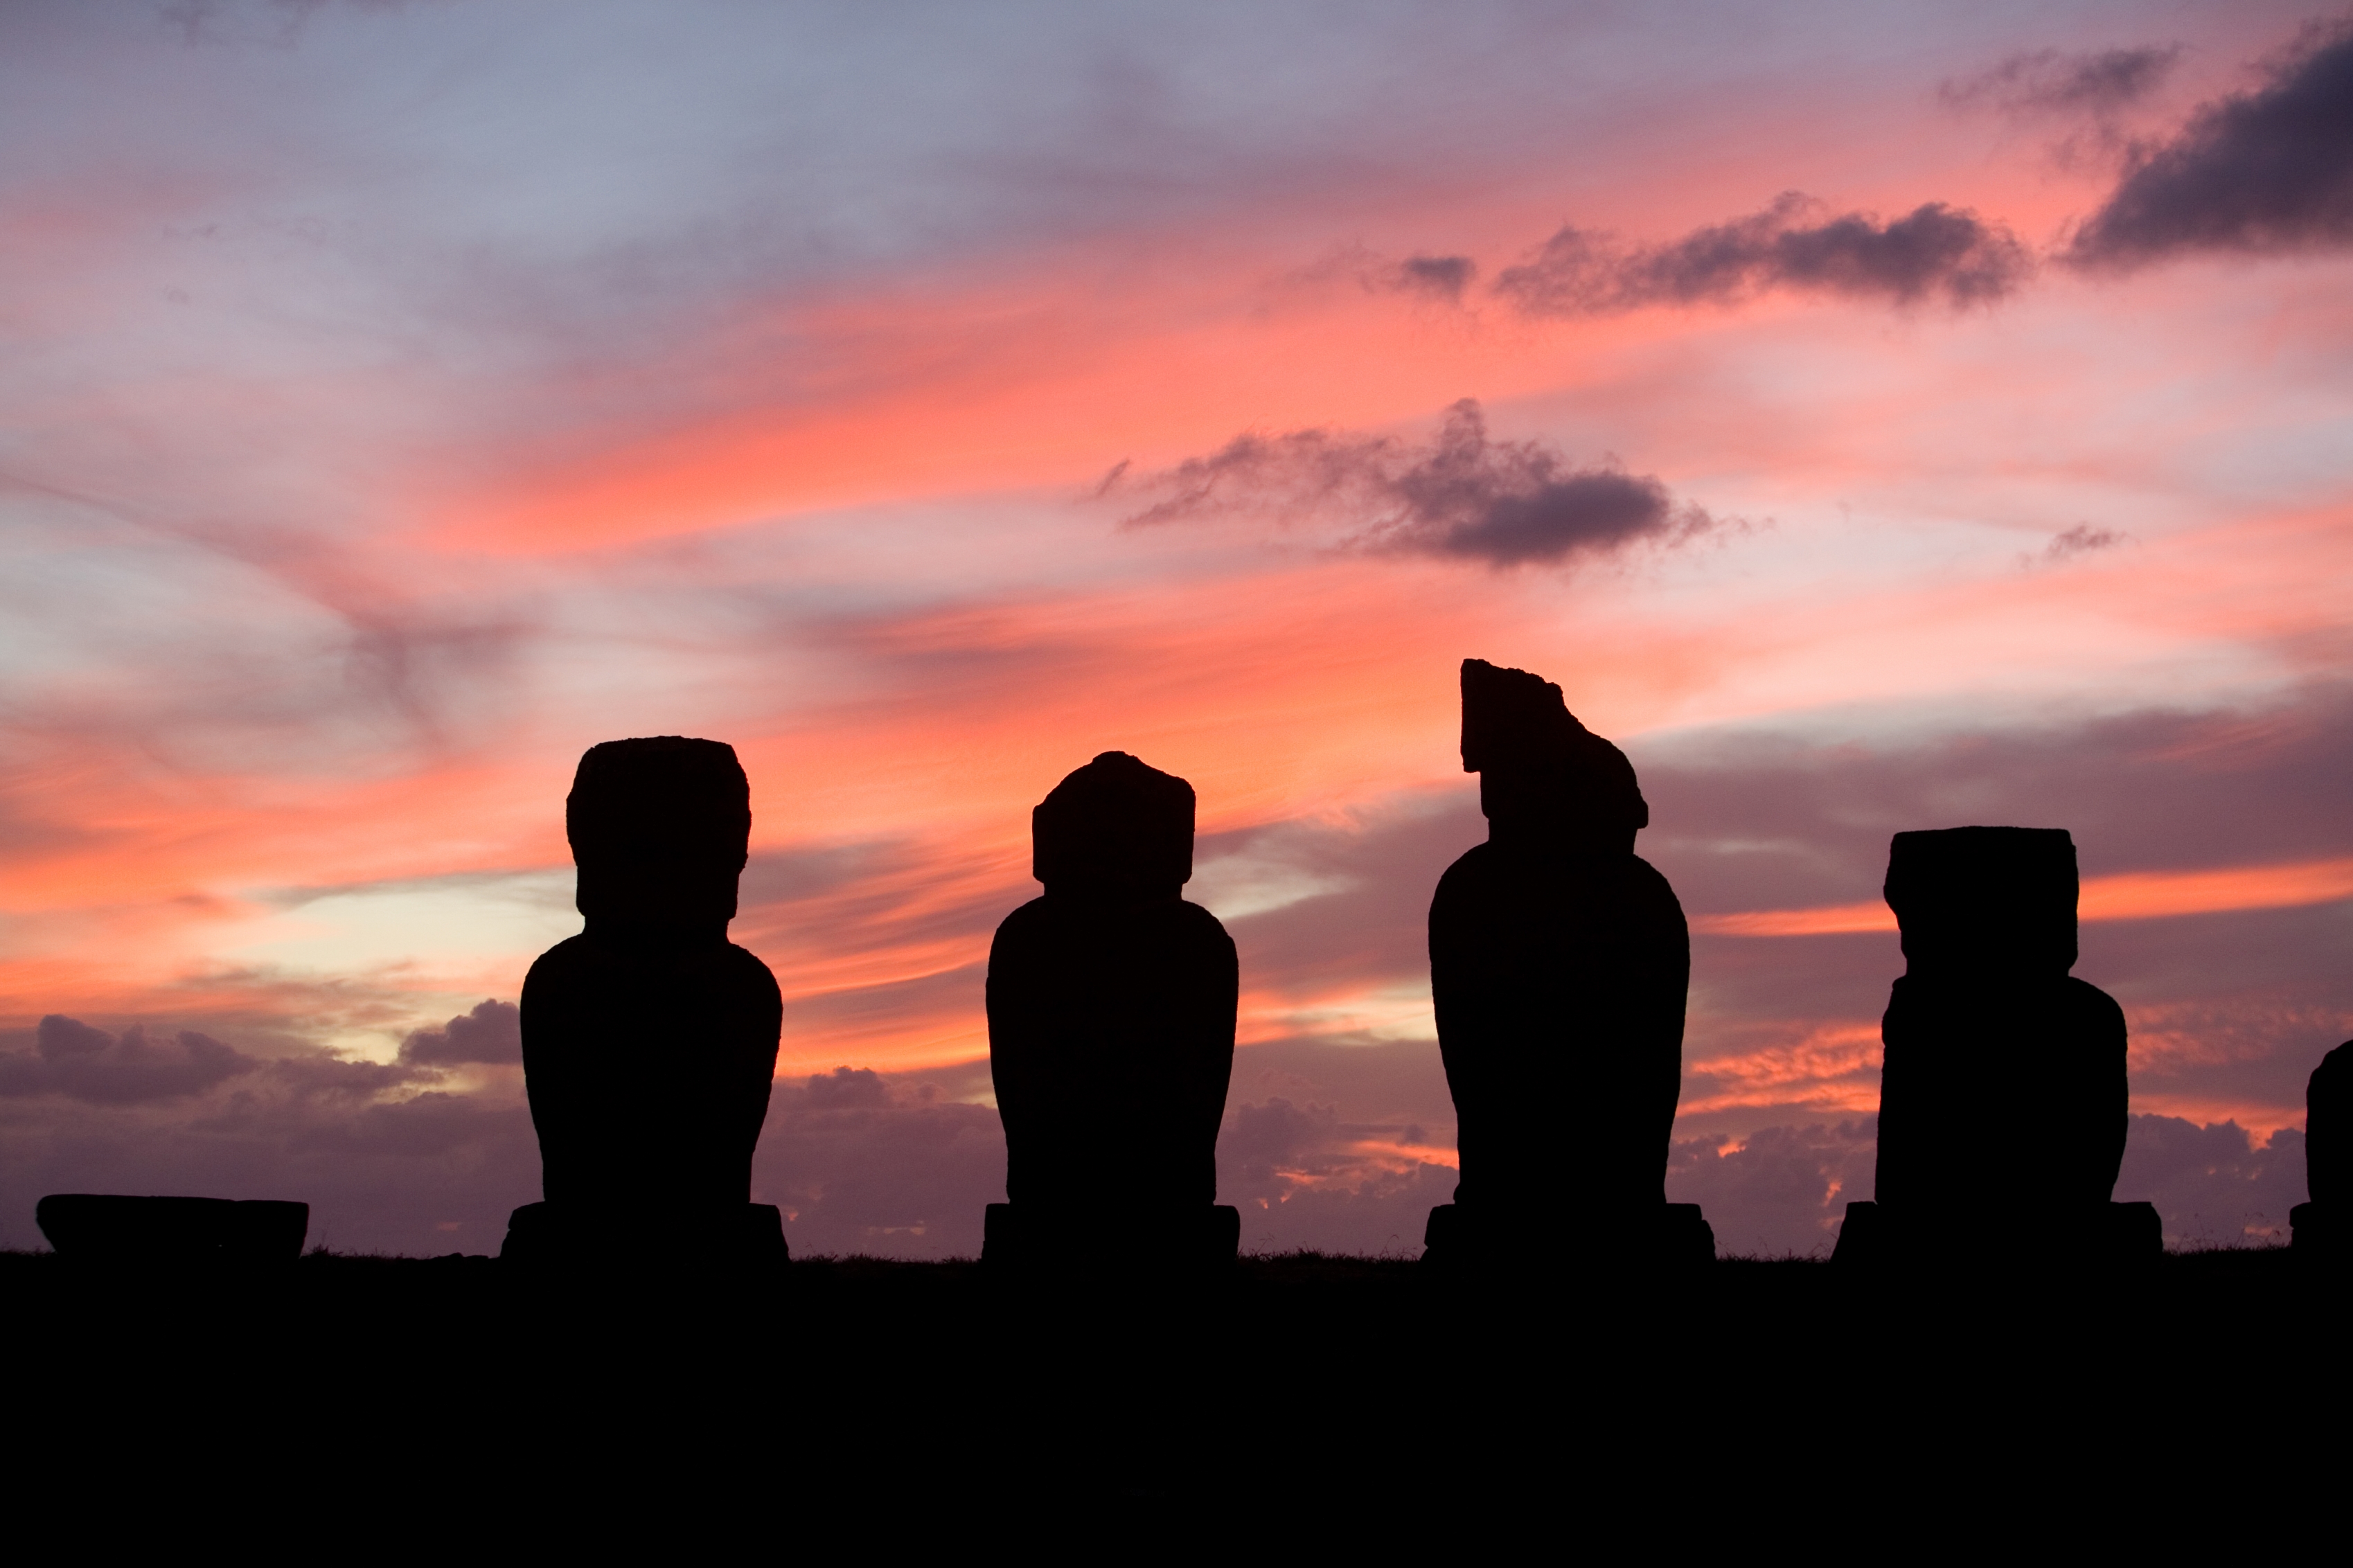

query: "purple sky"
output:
1 1 2347 1255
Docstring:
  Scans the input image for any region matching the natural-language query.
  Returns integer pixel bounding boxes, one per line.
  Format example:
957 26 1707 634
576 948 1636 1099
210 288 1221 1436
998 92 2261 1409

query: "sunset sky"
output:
3 0 2347 1256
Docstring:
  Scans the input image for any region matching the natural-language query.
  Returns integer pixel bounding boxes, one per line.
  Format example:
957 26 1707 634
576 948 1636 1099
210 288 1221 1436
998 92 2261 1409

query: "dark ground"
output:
1 1247 2334 1543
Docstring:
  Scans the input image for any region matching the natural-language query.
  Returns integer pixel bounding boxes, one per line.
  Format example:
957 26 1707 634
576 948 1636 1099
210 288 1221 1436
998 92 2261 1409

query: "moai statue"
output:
984 751 1241 1267
2292 1040 2352 1256
504 737 786 1264
1424 659 1708 1265
1836 826 2154 1265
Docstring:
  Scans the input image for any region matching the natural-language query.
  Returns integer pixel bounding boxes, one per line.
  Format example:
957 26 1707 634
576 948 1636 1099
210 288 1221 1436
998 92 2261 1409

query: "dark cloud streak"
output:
1392 253 1476 301
1495 193 2032 315
1119 398 1719 570
2070 24 2353 266
1941 46 2185 117
2036 524 2129 565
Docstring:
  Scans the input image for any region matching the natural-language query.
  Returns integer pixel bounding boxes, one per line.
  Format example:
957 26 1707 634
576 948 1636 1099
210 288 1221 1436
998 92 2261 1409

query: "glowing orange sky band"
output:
1692 855 2353 938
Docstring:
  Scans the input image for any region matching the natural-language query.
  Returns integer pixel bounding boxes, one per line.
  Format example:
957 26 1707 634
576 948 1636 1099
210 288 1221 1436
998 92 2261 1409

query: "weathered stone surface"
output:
521 738 783 1233
1428 659 1693 1252
987 753 1238 1258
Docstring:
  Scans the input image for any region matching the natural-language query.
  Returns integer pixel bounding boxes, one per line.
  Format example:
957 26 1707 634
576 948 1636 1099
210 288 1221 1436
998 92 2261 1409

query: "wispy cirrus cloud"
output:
1941 44 2186 118
1116 398 1722 570
1939 42 2190 175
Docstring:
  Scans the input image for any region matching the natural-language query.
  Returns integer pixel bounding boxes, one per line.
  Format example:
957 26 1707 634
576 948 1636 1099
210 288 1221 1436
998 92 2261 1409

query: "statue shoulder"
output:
1432 841 1495 900
722 941 785 1004
993 895 1053 934
1622 853 1689 923
2057 975 2127 1033
523 933 596 989
1174 897 1239 956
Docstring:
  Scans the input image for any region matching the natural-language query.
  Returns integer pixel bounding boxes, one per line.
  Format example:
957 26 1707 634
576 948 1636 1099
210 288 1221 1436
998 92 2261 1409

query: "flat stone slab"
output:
1833 1198 2160 1265
499 1201 788 1266
37 1194 309 1260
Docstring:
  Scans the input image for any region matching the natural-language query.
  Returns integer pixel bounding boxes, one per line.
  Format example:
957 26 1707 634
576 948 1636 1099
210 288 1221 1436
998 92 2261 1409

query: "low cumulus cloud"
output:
2069 22 2353 267
2117 1114 2307 1243
399 999 522 1066
1666 1119 1878 1256
0 1007 538 1254
757 1064 1005 1258
1670 1113 2311 1256
763 1053 1458 1258
1118 398 1719 569
265 1051 428 1103
1217 1092 1455 1255
1494 193 2033 315
0 1015 258 1105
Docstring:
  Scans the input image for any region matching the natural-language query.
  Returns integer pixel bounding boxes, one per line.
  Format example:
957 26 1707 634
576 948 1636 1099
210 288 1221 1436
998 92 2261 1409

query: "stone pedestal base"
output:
36 1194 309 1261
2291 1202 2336 1254
1420 1202 1714 1266
1831 1199 2161 1265
499 1201 789 1267
981 1203 1239 1269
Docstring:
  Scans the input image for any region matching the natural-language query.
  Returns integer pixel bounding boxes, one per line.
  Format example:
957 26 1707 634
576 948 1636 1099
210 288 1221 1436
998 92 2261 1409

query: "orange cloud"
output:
1693 853 2353 937
1678 1023 1883 1115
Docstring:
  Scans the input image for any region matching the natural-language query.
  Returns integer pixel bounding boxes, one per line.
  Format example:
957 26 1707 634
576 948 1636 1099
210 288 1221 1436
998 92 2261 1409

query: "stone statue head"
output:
1032 751 1195 900
1460 657 1647 849
1883 826 2079 977
567 736 752 932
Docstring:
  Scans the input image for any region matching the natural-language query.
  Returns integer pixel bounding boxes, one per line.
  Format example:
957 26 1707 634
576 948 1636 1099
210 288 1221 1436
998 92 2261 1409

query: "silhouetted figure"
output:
1836 827 2153 1265
2291 1040 2352 1254
507 737 786 1265
36 1195 308 1260
1424 659 1709 1265
984 751 1241 1267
